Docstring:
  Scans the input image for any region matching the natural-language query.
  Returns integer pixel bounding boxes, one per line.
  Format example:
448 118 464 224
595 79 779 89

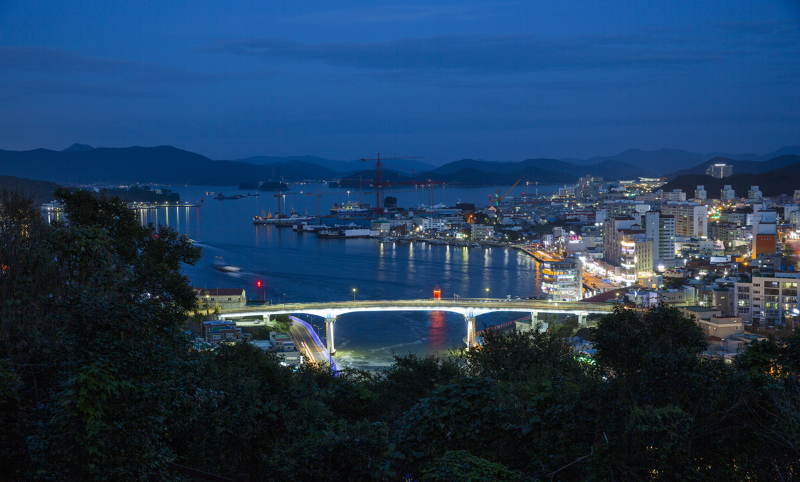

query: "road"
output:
288 320 332 366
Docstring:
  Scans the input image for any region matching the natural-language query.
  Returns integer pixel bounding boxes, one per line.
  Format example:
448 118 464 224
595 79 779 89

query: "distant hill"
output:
336 165 576 187
660 167 800 199
429 157 653 180
664 155 800 180
0 175 63 205
561 145 800 174
62 143 94 152
237 155 437 173
0 146 342 185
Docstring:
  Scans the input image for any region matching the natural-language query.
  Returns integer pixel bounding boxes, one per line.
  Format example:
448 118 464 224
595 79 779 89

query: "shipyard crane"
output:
305 191 345 222
273 192 297 216
493 179 521 206
361 153 424 210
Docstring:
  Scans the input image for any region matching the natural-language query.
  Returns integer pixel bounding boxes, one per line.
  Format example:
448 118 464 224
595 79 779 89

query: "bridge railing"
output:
226 299 615 314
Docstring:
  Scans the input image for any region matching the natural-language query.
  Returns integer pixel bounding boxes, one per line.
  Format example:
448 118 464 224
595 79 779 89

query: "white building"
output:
748 186 763 200
421 217 447 231
735 271 800 325
707 164 732 178
695 185 707 201
471 224 495 240
195 288 247 310
644 211 676 268
720 185 736 201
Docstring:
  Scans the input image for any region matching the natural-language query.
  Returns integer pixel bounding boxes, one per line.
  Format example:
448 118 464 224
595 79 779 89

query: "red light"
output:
256 281 262 288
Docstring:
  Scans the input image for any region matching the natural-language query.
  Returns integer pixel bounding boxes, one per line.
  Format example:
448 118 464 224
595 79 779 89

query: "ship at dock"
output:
253 209 315 225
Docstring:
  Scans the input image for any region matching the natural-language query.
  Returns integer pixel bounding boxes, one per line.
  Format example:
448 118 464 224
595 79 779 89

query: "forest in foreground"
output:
1 188 800 481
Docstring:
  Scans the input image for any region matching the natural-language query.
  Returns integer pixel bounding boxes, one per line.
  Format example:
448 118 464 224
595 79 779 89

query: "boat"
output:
215 193 242 200
316 229 346 239
212 256 241 273
330 201 370 215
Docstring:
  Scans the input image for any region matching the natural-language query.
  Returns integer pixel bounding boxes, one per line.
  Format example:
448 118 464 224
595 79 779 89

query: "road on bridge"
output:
289 321 332 366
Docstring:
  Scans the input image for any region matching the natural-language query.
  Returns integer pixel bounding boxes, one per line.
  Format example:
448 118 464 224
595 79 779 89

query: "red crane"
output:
361 153 424 210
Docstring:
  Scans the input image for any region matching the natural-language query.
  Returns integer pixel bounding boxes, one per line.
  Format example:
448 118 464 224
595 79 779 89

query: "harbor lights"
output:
256 280 262 302
486 288 490 300
352 288 357 302
433 285 441 300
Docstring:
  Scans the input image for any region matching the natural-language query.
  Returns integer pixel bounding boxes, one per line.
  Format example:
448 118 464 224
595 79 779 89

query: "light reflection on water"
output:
134 184 554 368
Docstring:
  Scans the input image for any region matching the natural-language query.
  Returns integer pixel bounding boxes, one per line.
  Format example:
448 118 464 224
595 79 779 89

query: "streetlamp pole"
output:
486 288 489 301
353 288 356 302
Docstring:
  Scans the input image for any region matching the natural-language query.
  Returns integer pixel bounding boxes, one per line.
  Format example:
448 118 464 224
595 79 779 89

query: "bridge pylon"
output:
325 317 336 355
466 316 477 349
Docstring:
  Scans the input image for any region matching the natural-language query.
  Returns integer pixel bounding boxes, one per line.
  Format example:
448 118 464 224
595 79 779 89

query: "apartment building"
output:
644 211 676 267
720 185 736 201
735 271 800 325
661 202 708 238
695 185 707 200
708 222 746 247
620 234 653 284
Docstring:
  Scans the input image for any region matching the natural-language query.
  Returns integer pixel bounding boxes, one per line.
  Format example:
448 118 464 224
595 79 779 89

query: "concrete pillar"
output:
466 316 476 348
578 313 587 328
325 317 336 355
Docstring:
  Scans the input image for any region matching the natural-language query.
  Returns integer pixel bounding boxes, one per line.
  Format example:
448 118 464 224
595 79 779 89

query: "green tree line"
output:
1 188 799 481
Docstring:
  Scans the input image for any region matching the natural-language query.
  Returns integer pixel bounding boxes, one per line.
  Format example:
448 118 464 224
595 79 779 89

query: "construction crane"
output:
493 179 521 206
361 153 424 211
305 191 346 222
272 192 297 216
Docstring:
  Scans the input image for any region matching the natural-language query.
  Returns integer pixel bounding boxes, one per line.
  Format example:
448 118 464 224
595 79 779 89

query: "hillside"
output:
0 147 343 185
335 165 576 187
660 169 800 199
430 157 651 180
0 175 63 205
664 155 800 180
238 155 437 173
562 146 800 174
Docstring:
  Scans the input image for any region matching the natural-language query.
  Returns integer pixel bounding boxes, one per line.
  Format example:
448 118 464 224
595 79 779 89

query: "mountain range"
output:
0 143 797 188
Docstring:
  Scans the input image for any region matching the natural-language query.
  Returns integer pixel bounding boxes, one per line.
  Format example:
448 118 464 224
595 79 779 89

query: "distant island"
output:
257 181 289 191
0 175 62 205
101 186 181 203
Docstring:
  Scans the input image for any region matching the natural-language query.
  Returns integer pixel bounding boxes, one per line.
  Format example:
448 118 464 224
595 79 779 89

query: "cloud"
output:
287 4 484 24
0 46 150 75
214 29 771 75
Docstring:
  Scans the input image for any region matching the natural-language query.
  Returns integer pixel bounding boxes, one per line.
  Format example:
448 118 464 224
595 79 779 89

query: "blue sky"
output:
1 0 798 164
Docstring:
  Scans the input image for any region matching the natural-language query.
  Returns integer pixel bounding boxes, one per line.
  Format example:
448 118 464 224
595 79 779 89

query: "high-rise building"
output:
603 217 639 264
644 211 676 268
661 202 708 238
695 185 707 200
720 185 736 201
706 164 732 178
662 189 686 202
619 234 653 284
748 186 763 200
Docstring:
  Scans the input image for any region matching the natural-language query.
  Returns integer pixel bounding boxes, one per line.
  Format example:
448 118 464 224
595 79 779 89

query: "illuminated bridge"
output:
218 299 615 353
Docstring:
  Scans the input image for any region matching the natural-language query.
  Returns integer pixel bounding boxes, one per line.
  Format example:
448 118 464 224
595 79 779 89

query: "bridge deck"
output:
219 299 616 318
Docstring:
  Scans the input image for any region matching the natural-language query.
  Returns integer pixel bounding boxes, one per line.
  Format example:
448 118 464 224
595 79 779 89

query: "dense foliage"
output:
2 188 800 481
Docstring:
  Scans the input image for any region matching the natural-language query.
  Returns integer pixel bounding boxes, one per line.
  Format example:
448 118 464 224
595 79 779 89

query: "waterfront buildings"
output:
471 224 495 240
195 288 247 310
542 258 583 301
202 320 243 345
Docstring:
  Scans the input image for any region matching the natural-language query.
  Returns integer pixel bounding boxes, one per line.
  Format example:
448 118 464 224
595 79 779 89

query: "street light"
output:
353 288 356 302
486 288 490 301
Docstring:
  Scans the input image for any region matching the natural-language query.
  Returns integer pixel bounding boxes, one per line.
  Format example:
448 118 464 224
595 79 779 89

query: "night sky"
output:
1 1 798 165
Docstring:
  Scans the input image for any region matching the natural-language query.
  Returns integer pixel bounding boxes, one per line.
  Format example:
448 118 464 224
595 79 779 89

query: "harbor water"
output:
143 183 560 368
